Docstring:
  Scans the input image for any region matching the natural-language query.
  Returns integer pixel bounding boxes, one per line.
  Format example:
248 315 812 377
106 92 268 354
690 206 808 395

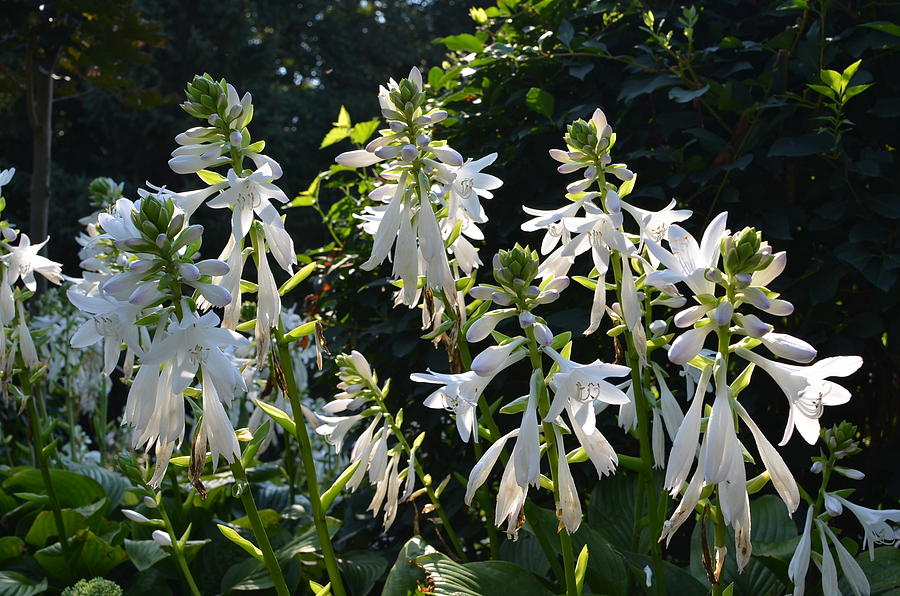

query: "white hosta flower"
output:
197 377 240 469
413 350 525 442
1 233 63 290
621 199 691 262
465 308 515 343
553 425 583 533
733 401 799 513
143 310 248 397
0 167 15 194
68 288 143 374
446 153 503 222
465 429 519 505
832 495 900 561
758 332 817 363
470 337 526 377
736 348 862 445
521 197 590 255
206 163 296 273
543 347 631 425
17 302 38 367
820 523 870 596
253 242 281 367
646 211 729 296
668 323 716 365
752 251 786 287
788 507 814 596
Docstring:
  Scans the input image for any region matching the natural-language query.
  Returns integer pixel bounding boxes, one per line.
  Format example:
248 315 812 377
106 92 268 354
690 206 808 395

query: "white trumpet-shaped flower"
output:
736 348 862 445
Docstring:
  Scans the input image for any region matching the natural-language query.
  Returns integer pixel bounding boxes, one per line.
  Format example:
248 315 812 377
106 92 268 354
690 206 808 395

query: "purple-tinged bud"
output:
179 262 201 281
518 311 536 328
374 145 401 159
400 144 419 162
734 273 752 288
191 282 231 307
128 282 160 307
535 289 560 304
824 494 843 517
416 134 431 147
178 225 203 247
810 461 823 474
523 285 540 298
584 166 597 180
492 291 514 306
649 320 667 336
469 286 495 301
129 259 155 274
533 323 553 347
704 268 725 284
389 121 406 133
431 145 463 167
735 313 771 338
415 115 432 125
429 110 448 123
155 233 167 248
714 301 733 326
741 287 771 310
195 259 229 277
229 130 243 146
834 466 864 481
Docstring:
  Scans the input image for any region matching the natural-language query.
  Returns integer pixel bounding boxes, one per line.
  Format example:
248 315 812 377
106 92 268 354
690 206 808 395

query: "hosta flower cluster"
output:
336 67 502 315
327 77 884 595
68 74 297 487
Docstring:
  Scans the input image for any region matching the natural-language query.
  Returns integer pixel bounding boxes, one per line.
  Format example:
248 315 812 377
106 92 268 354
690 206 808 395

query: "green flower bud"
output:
722 227 774 275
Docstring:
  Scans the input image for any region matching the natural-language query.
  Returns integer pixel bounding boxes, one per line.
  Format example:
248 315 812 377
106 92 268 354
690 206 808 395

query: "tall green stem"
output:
157 497 202 596
524 327 577 596
276 338 347 596
710 326 733 596
363 374 468 561
231 460 290 596
22 368 71 567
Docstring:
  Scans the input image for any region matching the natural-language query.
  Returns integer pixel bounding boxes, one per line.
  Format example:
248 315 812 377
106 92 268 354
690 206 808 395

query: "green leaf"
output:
196 169 226 185
336 105 352 128
320 127 350 149
413 553 554 595
767 133 831 157
289 194 316 207
339 551 389 596
124 539 169 572
253 400 296 436
218 524 263 562
819 69 843 92
35 529 128 580
668 85 710 103
382 536 436 596
844 83 874 101
278 262 317 296
0 571 47 596
349 119 381 145
283 321 317 342
574 544 588 594
4 468 105 509
438 33 484 53
861 20 900 37
65 463 129 514
320 461 361 511
850 547 900 595
806 83 835 99
239 280 258 293
525 87 555 119
25 509 88 546
0 537 24 565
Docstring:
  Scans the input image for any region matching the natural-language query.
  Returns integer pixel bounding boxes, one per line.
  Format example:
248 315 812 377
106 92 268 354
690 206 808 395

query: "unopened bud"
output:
179 262 201 281
229 130 243 146
824 494 843 517
810 461 823 474
143 496 158 509
649 320 667 336
400 144 419 162
834 466 865 481
518 311 536 328
122 509 151 524
152 530 173 547
533 323 553 347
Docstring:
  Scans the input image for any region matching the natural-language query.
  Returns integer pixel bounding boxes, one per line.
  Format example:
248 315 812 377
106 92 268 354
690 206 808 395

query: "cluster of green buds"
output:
100 194 230 309
814 422 864 473
336 67 457 170
564 117 613 162
170 74 262 175
721 227 774 277
466 245 568 345
551 109 633 193
88 177 124 210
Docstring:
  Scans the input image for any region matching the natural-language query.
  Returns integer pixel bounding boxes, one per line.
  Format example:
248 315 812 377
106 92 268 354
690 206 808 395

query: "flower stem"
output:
366 376 468 561
230 460 290 596
157 497 201 596
544 420 578 596
275 337 347 596
709 325 733 595
25 391 72 567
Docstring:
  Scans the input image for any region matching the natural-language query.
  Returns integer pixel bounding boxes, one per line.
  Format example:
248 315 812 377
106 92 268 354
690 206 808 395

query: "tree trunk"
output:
26 52 55 295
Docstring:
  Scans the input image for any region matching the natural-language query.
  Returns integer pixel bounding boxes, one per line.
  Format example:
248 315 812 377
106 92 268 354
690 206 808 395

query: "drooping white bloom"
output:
1 233 63 290
553 424 583 533
646 211 729 296
821 522 870 596
413 349 526 442
736 348 863 445
446 153 503 222
206 163 296 274
788 507 814 596
0 168 15 194
832 495 900 561
68 288 143 374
